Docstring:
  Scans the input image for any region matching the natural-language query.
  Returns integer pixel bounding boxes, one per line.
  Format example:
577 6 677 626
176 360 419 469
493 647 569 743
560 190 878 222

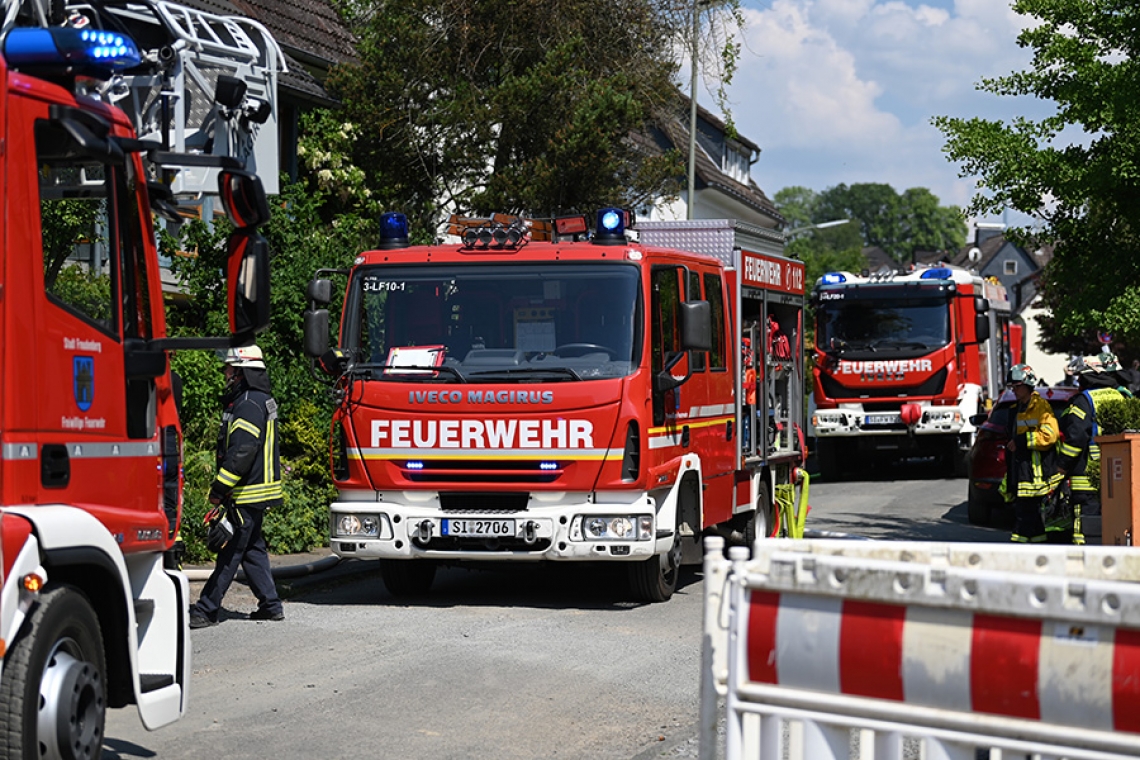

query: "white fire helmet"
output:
222 345 265 369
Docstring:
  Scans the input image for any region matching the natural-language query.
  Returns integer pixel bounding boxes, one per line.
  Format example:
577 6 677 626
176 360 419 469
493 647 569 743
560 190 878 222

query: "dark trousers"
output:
193 505 281 620
1011 496 1046 543
1072 490 1101 546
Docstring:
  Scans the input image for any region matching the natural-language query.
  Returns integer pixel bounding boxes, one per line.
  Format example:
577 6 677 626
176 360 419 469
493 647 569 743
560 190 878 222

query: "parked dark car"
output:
966 386 1079 526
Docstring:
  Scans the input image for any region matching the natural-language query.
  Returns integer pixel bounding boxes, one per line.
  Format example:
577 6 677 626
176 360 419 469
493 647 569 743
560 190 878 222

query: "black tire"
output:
967 482 992 526
629 510 683 603
380 560 437 597
0 586 106 760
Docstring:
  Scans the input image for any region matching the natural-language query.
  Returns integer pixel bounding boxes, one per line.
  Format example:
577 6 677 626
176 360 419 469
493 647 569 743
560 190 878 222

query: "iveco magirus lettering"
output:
304 215 809 602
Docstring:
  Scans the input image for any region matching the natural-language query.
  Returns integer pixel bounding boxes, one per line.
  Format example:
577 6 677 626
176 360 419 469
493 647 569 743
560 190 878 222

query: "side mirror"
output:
969 413 988 426
975 296 989 315
679 300 712 352
975 313 990 343
307 278 333 307
218 169 270 229
124 338 168 380
227 233 271 339
304 309 330 358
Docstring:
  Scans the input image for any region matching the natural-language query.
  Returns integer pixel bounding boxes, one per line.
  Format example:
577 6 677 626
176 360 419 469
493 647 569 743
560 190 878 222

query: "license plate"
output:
865 413 899 425
441 518 515 537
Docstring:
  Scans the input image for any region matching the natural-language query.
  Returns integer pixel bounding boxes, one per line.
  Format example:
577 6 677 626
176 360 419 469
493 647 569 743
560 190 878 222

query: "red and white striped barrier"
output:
700 538 1140 760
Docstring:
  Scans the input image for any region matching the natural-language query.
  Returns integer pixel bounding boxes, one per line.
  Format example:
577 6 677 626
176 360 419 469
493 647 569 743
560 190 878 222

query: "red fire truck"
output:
0 0 274 754
810 265 1015 479
304 214 807 602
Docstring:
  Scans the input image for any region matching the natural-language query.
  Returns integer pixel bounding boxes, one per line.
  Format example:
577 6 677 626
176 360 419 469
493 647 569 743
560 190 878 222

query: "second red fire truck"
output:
304 215 808 602
810 264 1016 479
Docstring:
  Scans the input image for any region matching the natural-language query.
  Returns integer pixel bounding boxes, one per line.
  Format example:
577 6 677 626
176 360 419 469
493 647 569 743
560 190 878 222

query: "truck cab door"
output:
14 91 165 528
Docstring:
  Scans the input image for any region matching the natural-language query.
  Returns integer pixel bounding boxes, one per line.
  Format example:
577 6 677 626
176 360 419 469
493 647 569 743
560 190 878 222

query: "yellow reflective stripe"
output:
230 419 261 438
265 417 276 486
216 468 240 487
1066 406 1087 420
1090 445 1100 460
1057 442 1081 457
232 484 283 503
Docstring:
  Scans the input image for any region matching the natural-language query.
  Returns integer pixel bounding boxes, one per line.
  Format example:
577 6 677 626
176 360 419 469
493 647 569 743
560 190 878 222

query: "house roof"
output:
177 0 356 102
652 97 783 224
949 234 1055 272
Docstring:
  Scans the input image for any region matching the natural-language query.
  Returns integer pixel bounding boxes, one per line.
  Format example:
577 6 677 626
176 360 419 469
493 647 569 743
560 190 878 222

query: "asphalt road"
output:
102 464 998 760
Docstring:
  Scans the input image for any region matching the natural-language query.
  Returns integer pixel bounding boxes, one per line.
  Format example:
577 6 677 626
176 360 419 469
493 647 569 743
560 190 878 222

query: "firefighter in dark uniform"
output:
189 345 285 628
1056 352 1129 545
1005 364 1063 543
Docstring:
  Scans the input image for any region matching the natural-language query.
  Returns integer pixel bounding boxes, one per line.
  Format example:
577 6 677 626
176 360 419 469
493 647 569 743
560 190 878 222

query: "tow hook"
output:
522 520 539 545
413 519 434 546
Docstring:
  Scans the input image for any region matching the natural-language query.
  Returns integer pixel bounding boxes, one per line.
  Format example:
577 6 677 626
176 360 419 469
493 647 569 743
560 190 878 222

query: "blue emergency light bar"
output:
821 272 847 284
4 27 141 77
920 267 953 280
378 212 410 250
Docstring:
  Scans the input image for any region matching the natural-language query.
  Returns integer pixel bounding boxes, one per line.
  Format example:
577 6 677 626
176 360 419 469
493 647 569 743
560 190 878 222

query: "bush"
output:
1096 397 1140 436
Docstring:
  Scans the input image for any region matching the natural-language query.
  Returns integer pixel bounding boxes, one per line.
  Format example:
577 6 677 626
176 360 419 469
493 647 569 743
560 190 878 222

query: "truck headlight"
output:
335 514 380 537
580 515 652 540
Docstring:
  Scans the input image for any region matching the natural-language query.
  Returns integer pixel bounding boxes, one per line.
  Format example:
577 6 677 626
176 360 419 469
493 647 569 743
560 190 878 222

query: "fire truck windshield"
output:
344 263 641 381
817 296 950 356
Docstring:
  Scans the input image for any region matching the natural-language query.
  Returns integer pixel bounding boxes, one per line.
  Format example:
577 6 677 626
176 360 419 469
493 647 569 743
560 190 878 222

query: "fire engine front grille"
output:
439 492 530 512
401 459 562 484
820 368 948 401
419 536 552 553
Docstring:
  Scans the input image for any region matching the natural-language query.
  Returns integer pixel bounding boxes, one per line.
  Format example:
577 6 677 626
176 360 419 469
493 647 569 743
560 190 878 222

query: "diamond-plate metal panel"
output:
638 220 786 267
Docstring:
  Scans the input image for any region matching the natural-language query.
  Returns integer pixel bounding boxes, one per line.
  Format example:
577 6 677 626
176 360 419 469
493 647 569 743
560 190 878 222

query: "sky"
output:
701 0 1053 229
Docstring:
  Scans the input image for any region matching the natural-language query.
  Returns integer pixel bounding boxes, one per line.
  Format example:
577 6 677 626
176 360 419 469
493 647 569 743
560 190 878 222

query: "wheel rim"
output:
663 533 682 587
37 639 104 760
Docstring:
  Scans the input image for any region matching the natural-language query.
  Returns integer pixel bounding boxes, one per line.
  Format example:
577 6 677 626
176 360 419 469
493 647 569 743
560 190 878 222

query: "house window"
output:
1004 260 1018 276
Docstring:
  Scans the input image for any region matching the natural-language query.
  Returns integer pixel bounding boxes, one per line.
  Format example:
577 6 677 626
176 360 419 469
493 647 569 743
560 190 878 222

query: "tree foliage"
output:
325 0 687 236
813 183 966 265
934 0 1140 348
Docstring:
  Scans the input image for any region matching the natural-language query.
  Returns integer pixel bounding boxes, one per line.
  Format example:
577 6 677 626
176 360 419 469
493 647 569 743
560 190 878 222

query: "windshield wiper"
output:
353 363 467 383
871 340 929 350
468 367 582 382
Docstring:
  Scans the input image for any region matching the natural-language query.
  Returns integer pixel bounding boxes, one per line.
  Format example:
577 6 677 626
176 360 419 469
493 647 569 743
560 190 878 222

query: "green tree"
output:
326 0 685 235
934 0 1140 347
813 183 965 266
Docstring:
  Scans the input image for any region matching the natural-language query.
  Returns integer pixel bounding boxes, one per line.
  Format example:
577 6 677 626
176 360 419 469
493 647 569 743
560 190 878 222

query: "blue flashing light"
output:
539 461 558 471
593 207 626 245
920 267 953 280
378 212 410 249
4 27 142 76
821 272 847 285
405 460 424 470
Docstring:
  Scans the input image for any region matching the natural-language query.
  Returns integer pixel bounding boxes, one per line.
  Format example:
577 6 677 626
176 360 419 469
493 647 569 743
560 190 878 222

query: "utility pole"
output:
687 0 700 220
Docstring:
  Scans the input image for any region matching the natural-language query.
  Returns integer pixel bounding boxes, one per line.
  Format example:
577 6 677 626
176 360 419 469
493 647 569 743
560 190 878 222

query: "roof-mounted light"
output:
592 207 628 246
920 267 953 280
4 27 141 79
378 212 409 250
460 219 528 251
821 272 847 284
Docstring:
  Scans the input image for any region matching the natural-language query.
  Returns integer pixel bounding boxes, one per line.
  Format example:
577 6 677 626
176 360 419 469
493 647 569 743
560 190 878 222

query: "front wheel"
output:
0 586 107 760
629 518 683 603
380 560 437 597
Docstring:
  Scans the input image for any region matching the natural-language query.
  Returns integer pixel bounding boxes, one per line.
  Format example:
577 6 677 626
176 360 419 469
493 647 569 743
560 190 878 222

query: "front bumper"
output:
813 406 965 438
329 490 664 562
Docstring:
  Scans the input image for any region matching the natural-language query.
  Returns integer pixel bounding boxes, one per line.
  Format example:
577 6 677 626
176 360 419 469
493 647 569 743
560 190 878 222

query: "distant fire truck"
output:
304 215 808 602
810 265 1015 478
0 0 276 753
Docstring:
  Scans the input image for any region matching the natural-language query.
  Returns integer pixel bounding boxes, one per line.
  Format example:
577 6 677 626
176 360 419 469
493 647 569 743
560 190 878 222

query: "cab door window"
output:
36 120 121 336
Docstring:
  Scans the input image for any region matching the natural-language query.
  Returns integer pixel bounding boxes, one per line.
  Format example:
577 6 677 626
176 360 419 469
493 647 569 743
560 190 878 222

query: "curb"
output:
184 554 342 582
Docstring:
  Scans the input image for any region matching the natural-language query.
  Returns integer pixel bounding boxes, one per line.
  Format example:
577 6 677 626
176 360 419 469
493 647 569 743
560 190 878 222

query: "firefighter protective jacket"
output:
1057 386 1126 494
209 370 282 508
1009 392 1062 499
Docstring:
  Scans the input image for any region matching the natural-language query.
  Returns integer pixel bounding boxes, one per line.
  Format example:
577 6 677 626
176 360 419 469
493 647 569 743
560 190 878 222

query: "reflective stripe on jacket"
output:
1058 387 1125 493
210 389 283 508
1010 392 1062 498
